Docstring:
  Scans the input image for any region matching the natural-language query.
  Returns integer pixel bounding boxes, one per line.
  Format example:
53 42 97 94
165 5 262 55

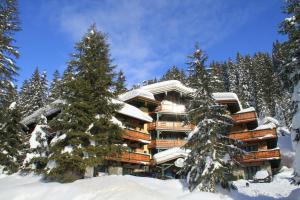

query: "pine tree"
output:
227 58 238 94
182 46 240 192
0 0 26 174
49 70 63 101
22 114 50 174
208 61 225 92
114 70 127 95
18 79 31 117
46 25 123 183
279 0 300 184
0 0 20 105
61 65 75 99
161 66 187 83
23 67 48 116
0 87 26 174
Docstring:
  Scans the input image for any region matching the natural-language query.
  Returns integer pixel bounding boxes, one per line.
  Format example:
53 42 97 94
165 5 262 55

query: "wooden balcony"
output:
231 111 257 123
106 152 150 165
122 129 150 143
228 128 277 142
148 139 187 149
155 104 186 114
237 149 281 163
148 121 193 131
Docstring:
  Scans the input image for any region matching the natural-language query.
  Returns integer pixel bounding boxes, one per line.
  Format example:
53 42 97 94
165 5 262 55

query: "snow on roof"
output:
119 89 155 102
153 147 190 164
212 92 242 109
20 99 65 126
236 107 255 114
21 99 152 126
140 80 195 95
112 99 153 122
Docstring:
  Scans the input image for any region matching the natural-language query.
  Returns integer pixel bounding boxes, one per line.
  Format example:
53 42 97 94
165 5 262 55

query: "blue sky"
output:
15 0 287 87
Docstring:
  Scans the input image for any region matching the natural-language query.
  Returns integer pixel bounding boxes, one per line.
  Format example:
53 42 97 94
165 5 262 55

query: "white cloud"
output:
41 0 274 86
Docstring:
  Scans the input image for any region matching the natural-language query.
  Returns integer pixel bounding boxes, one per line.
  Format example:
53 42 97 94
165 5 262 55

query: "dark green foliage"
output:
0 0 20 103
46 25 123 183
209 62 225 93
161 66 187 84
0 0 26 174
114 70 127 95
18 67 49 117
0 88 26 174
182 45 240 192
49 70 63 102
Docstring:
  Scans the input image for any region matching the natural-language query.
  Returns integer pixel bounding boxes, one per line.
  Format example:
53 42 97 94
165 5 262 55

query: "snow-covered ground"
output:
0 167 299 200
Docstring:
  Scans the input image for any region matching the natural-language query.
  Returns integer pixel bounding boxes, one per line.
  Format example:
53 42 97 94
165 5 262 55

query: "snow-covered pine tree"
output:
61 65 75 99
233 53 253 108
18 80 31 117
219 62 230 92
161 66 187 83
208 61 225 93
272 41 293 126
0 0 26 174
182 45 240 192
46 25 123 183
49 70 63 102
227 58 238 94
22 114 50 174
24 68 48 115
114 70 127 95
0 0 20 103
0 87 26 174
279 0 300 184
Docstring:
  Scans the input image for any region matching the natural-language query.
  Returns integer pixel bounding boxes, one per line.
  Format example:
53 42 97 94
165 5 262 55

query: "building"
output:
21 80 281 180
121 80 281 179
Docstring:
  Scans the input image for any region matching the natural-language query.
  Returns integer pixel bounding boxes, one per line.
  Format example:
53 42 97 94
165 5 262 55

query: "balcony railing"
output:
231 111 257 123
228 128 277 142
122 129 150 143
148 121 193 131
106 152 150 165
148 139 187 149
236 149 281 163
155 104 186 114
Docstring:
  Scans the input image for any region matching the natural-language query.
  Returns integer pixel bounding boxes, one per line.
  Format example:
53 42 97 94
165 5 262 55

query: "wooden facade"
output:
148 121 193 131
122 129 150 143
106 152 151 165
231 111 257 123
237 149 281 163
227 128 277 142
148 139 187 149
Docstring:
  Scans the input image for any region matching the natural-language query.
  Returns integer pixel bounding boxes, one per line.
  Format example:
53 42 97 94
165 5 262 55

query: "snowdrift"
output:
0 168 299 200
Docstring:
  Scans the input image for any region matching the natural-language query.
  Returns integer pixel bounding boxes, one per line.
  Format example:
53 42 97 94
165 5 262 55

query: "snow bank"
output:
119 89 155 102
141 80 195 95
253 170 269 180
0 174 232 200
0 169 299 200
232 167 299 199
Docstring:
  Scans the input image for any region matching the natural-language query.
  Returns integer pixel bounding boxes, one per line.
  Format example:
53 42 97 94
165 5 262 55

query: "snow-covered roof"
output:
236 107 255 114
112 99 153 122
212 92 242 109
140 80 195 95
20 99 65 126
118 89 155 102
153 147 190 164
21 99 152 126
